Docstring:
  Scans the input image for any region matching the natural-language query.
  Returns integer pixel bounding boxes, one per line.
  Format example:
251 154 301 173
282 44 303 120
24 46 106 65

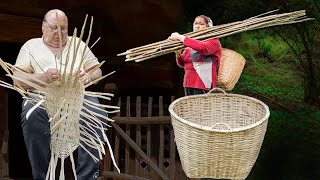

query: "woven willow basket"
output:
218 48 246 91
168 88 269 179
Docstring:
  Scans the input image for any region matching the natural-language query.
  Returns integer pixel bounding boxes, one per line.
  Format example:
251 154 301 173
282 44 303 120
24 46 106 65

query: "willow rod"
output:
119 10 312 62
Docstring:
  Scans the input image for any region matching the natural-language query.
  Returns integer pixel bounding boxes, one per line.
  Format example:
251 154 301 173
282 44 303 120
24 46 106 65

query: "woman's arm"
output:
168 32 221 56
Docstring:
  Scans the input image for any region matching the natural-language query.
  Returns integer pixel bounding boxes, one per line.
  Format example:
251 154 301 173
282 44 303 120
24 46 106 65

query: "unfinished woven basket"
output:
168 88 269 179
218 48 246 91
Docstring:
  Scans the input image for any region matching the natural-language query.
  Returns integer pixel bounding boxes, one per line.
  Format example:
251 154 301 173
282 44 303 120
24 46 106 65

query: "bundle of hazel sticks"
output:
118 10 313 62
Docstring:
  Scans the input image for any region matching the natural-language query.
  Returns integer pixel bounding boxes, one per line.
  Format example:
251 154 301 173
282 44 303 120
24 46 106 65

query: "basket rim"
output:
168 93 270 133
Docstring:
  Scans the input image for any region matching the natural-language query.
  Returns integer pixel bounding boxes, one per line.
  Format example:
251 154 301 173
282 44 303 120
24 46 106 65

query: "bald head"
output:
42 9 69 47
43 9 68 24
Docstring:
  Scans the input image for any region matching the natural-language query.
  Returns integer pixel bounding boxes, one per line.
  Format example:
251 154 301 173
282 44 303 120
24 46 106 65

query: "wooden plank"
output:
116 97 121 117
136 96 141 177
103 94 119 173
0 14 42 43
113 116 171 124
111 122 169 180
169 129 176 180
125 96 131 174
102 171 150 180
136 96 141 116
0 3 46 18
169 96 176 180
159 96 164 116
147 97 153 179
126 96 131 117
158 96 164 175
103 126 112 172
114 97 121 173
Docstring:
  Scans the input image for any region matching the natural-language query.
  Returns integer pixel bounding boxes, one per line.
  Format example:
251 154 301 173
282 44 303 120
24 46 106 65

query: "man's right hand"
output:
44 68 60 83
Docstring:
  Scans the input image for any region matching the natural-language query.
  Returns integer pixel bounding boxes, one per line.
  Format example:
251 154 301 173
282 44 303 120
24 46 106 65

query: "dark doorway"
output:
0 42 33 179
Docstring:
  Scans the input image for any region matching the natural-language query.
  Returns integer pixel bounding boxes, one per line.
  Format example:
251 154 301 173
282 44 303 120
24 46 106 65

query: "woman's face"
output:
193 17 207 31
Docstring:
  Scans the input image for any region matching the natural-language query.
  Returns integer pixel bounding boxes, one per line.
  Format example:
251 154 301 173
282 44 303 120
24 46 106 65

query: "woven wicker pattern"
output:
218 48 246 91
169 89 269 179
45 78 83 159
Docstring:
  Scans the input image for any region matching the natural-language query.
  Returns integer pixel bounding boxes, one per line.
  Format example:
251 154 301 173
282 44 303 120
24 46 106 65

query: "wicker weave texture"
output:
169 91 269 179
218 48 246 91
45 79 83 159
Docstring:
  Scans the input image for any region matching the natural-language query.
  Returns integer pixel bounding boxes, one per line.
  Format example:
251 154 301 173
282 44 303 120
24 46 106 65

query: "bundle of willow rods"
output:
118 10 313 62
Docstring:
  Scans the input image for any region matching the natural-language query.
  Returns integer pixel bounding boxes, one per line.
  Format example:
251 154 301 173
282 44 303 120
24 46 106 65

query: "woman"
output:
168 15 222 96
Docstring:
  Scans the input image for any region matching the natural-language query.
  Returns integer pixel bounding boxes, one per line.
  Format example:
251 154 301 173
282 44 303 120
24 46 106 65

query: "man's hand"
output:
44 68 60 83
79 70 92 85
168 32 185 42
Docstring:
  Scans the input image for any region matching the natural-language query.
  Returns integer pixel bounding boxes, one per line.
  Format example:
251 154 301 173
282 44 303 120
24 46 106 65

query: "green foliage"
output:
221 28 320 179
222 30 294 63
247 109 320 179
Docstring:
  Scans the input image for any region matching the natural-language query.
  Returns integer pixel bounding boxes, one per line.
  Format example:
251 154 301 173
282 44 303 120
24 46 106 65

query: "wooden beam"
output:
0 14 42 43
113 116 171 125
102 171 150 180
0 3 46 18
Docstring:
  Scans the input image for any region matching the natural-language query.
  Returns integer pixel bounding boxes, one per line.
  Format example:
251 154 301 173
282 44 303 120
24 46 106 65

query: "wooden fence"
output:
101 95 189 180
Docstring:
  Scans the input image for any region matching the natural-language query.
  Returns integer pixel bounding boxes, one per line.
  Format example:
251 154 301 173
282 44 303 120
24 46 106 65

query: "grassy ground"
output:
222 31 320 179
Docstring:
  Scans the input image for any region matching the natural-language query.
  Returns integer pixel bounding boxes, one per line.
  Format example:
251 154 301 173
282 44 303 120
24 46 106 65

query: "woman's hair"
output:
196 15 213 27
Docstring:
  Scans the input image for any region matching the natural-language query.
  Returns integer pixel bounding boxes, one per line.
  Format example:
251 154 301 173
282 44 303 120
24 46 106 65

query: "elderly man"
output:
14 9 105 180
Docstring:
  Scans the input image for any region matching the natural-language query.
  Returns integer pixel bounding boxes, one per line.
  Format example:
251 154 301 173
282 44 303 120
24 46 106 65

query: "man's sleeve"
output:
14 43 34 73
82 45 100 70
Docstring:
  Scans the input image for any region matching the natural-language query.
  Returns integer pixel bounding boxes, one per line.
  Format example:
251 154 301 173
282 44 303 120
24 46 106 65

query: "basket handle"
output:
207 87 227 94
211 123 231 130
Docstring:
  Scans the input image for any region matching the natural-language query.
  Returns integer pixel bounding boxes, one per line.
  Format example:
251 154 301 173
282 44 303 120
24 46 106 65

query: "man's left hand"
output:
79 71 92 85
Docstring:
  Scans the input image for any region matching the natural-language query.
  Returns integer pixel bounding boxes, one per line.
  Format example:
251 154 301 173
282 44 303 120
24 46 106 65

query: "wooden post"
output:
111 122 169 180
125 96 131 174
114 97 121 179
159 96 164 177
147 97 154 179
135 96 141 177
169 96 176 180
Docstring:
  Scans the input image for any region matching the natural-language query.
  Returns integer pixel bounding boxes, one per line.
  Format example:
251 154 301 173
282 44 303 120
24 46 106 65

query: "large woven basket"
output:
169 88 269 179
218 48 246 91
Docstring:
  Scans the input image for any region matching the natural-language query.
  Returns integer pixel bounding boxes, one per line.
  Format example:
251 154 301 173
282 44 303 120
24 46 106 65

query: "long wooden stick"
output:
117 10 312 62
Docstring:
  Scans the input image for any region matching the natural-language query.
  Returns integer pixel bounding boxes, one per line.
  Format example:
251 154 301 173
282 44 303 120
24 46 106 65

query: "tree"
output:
273 0 320 106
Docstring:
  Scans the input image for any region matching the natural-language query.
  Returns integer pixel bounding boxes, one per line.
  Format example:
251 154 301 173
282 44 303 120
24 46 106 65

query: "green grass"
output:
221 30 320 179
223 30 305 105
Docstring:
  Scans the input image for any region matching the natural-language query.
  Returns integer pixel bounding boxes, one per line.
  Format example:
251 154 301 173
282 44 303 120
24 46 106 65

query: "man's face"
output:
42 14 68 47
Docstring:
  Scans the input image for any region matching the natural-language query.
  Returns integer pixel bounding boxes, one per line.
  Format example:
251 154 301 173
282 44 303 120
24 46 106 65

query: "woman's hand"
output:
168 32 185 42
175 49 183 58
